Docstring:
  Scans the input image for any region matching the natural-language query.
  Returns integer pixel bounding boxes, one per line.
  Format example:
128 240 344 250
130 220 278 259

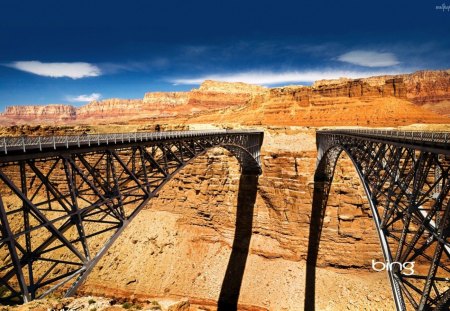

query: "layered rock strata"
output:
2 104 76 121
1 70 449 124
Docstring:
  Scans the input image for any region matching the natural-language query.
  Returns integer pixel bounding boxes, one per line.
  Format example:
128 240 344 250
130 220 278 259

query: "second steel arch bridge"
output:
306 129 450 311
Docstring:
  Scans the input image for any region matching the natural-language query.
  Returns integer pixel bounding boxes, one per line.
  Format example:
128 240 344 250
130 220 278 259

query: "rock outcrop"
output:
1 70 449 124
2 104 76 122
313 77 407 98
77 99 145 119
313 69 450 116
187 80 267 110
187 88 448 127
402 70 450 104
143 92 189 107
0 81 268 124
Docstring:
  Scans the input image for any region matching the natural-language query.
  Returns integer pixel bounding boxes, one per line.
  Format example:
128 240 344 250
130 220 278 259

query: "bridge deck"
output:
317 129 450 154
0 130 264 160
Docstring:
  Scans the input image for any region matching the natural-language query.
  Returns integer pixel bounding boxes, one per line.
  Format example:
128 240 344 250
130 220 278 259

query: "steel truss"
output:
0 130 263 304
312 130 450 311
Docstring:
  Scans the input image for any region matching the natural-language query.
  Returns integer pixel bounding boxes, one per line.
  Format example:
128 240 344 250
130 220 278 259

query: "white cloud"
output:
337 51 400 67
171 69 406 86
6 61 101 78
67 93 102 102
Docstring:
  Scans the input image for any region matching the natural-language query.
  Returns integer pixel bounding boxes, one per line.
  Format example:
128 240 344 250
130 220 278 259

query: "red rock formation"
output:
77 99 144 119
143 92 189 108
402 70 450 104
0 69 448 124
1 104 76 123
187 80 267 109
314 69 450 116
187 81 448 127
313 77 407 98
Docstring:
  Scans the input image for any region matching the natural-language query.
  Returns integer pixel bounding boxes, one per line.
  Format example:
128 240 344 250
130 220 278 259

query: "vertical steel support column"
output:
63 156 91 261
0 191 30 302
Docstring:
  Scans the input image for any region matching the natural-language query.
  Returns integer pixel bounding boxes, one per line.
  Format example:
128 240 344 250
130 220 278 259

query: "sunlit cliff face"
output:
1 70 449 127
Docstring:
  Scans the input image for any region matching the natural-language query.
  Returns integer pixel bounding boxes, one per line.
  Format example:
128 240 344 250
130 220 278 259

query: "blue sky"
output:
0 0 449 108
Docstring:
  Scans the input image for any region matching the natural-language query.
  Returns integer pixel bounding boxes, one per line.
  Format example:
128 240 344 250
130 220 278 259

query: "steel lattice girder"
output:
0 131 263 304
311 130 450 311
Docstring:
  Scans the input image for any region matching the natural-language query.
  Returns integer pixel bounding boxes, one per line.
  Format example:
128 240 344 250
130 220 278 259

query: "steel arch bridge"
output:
307 129 450 311
0 130 263 304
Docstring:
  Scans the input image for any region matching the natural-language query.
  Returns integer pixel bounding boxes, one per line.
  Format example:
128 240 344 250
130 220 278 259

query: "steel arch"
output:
0 130 263 304
307 130 450 311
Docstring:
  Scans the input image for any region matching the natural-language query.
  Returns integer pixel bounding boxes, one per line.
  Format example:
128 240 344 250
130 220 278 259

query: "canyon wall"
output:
312 77 407 98
313 69 450 103
313 69 450 116
0 81 267 124
143 92 189 107
403 70 450 104
2 104 76 123
187 80 267 110
78 127 393 310
76 99 145 120
1 70 449 125
187 79 448 127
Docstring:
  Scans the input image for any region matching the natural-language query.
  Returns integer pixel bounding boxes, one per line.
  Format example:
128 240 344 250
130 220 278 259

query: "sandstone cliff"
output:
313 69 450 101
403 70 450 103
198 80 267 94
1 70 449 124
187 80 268 110
313 77 407 98
187 85 448 127
143 92 189 107
314 69 450 116
2 104 76 122
77 99 145 119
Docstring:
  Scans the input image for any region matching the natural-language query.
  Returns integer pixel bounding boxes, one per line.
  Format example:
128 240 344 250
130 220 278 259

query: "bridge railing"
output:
0 129 262 154
319 129 450 144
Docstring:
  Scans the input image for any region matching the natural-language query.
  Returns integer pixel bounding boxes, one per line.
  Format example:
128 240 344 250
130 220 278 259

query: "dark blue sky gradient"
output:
0 0 449 107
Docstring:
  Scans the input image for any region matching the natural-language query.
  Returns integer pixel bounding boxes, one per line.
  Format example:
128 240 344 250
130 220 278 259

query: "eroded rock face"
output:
2 104 76 121
188 89 448 127
187 80 268 110
79 127 392 310
313 69 450 116
143 92 189 107
198 80 267 94
1 70 449 124
77 99 144 119
313 78 407 98
403 70 450 104
0 81 268 124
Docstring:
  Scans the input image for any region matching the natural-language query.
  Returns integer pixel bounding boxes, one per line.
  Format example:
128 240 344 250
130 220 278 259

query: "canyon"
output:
0 69 449 311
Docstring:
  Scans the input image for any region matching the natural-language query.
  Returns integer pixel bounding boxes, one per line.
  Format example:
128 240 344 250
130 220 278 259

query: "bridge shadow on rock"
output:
217 174 259 311
304 180 332 311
